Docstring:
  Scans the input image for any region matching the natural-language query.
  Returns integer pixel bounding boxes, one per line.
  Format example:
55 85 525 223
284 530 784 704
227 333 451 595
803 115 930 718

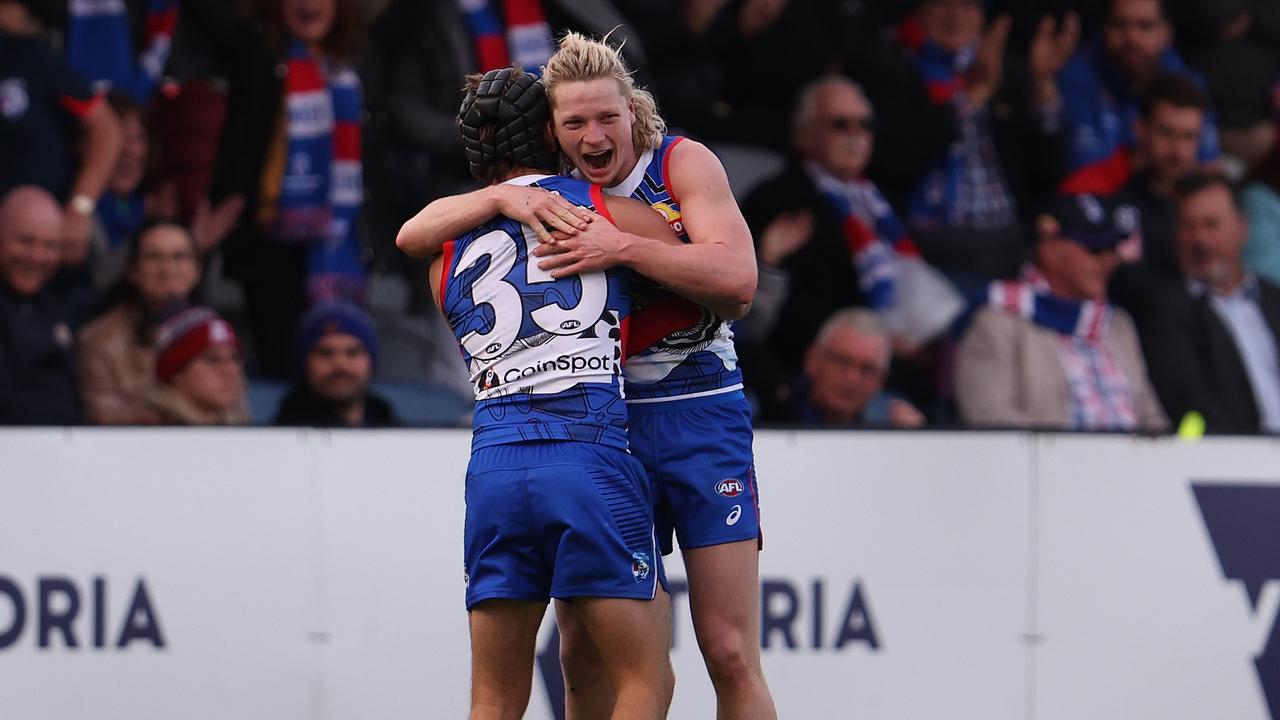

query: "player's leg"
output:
535 443 671 718
684 539 776 720
573 593 675 720
641 394 776 718
554 599 617 718
468 599 547 720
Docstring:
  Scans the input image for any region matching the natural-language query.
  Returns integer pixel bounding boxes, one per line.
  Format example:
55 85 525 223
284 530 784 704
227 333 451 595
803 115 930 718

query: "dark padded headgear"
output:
458 67 557 181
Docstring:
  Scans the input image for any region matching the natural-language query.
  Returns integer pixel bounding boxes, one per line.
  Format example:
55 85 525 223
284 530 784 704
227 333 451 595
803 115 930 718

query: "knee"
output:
701 630 759 689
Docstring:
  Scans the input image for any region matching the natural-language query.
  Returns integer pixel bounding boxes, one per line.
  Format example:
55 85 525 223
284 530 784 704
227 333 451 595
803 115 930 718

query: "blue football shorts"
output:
627 390 762 556
463 441 661 609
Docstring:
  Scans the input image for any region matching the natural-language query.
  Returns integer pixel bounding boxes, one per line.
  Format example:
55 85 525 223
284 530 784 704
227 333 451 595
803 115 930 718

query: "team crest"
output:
477 368 501 392
631 552 651 582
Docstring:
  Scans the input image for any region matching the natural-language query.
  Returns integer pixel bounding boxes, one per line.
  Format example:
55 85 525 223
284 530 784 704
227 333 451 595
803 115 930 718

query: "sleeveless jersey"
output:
438 174 631 450
602 135 743 403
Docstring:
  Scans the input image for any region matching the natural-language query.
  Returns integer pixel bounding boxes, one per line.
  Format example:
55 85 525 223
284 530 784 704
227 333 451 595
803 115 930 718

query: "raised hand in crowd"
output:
683 0 734 35
1029 11 1081 106
738 0 786 38
190 194 246 256
758 210 813 268
966 14 1011 109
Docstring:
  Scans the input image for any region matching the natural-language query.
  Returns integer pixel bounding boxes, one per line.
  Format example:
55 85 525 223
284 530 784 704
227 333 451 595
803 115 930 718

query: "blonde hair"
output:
542 31 665 153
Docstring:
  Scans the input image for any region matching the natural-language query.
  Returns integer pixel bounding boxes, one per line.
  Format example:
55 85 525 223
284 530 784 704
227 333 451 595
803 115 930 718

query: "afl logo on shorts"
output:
716 479 744 498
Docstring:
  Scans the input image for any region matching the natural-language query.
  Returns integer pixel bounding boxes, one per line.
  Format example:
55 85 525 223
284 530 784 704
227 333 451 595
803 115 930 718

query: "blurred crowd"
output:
1 0 1279 435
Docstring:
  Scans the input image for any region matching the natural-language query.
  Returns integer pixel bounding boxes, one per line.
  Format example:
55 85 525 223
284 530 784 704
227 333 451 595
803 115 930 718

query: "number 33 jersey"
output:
437 174 632 451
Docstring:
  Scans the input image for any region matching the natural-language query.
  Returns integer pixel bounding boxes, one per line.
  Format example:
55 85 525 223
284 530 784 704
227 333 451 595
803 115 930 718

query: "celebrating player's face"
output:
550 78 638 187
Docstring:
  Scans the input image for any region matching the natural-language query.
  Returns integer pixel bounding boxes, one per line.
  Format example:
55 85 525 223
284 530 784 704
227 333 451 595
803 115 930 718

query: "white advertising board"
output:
1 429 1276 719
1034 434 1280 720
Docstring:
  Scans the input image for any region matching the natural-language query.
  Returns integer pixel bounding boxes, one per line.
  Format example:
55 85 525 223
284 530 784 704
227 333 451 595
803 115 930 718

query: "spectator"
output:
145 306 248 425
0 186 84 424
1076 74 1210 310
0 0 122 262
213 0 367 379
77 223 200 425
740 74 961 414
92 91 154 290
902 0 1078 286
1057 0 1219 173
765 307 925 428
91 91 243 292
1134 171 1280 434
1190 3 1279 170
273 301 399 427
954 193 1167 430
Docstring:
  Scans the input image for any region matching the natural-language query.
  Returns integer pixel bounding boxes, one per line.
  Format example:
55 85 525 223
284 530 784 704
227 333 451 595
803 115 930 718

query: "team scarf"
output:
276 38 366 304
806 162 920 311
988 265 1111 342
457 0 555 74
66 0 178 100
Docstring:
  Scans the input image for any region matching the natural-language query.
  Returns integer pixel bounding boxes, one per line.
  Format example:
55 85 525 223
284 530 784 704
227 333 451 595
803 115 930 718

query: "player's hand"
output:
61 208 93 265
493 185 593 245
532 212 626 277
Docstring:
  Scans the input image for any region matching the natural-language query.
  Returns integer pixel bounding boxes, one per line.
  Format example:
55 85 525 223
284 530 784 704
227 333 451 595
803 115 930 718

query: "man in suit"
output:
954 192 1167 431
1136 171 1280 434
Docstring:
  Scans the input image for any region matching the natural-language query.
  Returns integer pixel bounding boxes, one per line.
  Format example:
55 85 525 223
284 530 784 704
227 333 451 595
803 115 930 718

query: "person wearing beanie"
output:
144 306 249 425
273 302 399 428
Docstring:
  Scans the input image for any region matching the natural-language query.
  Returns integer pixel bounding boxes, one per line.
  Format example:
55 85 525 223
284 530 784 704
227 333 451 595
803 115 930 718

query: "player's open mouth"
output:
583 149 612 171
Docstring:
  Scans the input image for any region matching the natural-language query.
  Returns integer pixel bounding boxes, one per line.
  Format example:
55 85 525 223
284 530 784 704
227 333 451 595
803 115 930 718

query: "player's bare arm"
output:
533 139 757 311
602 195 751 320
395 183 594 258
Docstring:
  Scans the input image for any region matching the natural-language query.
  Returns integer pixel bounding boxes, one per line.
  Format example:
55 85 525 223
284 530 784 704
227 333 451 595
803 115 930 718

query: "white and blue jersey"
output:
439 174 631 450
590 137 762 555
438 173 661 608
601 135 744 404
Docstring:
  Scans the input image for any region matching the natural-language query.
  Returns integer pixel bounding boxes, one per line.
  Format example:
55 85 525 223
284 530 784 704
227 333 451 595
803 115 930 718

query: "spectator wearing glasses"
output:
77 223 201 425
954 193 1167 431
740 77 925 408
766 307 926 429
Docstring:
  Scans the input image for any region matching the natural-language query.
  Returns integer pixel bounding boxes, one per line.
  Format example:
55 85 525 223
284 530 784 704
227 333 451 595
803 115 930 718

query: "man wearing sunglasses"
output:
954 192 1168 431
740 76 918 406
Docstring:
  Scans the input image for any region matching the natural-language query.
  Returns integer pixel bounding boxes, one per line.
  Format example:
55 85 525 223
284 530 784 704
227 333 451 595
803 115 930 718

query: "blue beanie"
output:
298 302 380 368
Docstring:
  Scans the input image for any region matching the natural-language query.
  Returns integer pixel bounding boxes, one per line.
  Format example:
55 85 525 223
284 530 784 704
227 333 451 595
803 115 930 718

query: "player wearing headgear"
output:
398 34 773 720
435 66 680 720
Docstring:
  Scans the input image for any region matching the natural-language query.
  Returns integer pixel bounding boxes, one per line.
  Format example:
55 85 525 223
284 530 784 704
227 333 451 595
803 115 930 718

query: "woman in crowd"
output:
213 0 367 380
77 222 201 424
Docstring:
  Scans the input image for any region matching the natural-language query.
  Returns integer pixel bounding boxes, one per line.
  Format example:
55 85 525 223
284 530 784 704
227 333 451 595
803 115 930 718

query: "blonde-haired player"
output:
399 32 775 720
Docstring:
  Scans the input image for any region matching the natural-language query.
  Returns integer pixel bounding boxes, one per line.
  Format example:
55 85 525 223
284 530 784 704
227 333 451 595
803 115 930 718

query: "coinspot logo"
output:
1193 483 1280 718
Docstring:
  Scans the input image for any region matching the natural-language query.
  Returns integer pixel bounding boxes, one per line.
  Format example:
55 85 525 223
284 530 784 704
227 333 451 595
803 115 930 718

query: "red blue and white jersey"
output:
438 174 632 450
600 135 743 404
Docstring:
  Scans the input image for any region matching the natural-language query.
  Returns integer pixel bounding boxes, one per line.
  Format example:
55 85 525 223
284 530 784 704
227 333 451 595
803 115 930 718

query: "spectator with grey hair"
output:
740 74 959 418
762 307 925 428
